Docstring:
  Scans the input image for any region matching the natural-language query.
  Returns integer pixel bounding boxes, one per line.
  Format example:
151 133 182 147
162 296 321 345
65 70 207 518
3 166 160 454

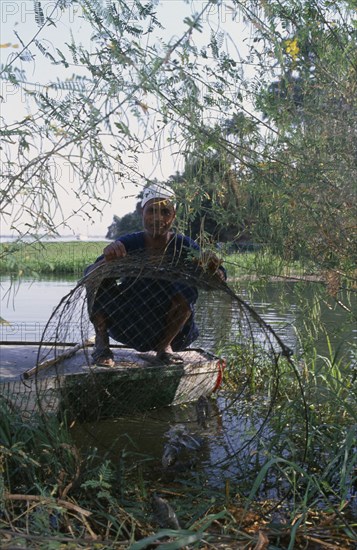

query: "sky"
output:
0 0 254 237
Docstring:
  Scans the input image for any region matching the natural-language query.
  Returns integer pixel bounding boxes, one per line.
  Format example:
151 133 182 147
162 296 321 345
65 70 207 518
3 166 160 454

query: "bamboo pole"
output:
22 337 95 380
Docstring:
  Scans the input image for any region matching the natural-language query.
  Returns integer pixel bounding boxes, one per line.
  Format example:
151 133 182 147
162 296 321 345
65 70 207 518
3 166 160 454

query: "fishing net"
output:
1 249 308 486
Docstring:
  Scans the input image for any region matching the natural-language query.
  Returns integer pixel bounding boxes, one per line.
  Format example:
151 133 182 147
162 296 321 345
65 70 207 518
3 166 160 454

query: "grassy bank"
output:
0 240 316 278
224 249 318 281
0 241 108 276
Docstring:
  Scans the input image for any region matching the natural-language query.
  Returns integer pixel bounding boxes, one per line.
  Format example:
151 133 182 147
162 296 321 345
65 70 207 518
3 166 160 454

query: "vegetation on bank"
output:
0 241 108 277
0 240 317 280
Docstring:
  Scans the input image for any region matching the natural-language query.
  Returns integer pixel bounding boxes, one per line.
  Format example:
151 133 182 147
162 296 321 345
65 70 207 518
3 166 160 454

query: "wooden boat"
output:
0 342 225 421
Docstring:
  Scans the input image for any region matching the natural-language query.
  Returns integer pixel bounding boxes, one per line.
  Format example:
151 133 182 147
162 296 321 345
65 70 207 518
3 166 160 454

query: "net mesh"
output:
1 251 307 470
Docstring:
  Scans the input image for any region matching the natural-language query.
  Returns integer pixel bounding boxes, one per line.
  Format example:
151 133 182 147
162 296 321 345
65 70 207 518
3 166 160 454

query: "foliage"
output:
245 0 357 278
0 241 107 275
106 210 142 240
0 0 355 285
169 153 250 245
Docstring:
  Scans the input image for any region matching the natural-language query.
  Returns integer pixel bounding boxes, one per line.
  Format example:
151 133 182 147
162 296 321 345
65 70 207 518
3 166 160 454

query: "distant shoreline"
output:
0 235 110 243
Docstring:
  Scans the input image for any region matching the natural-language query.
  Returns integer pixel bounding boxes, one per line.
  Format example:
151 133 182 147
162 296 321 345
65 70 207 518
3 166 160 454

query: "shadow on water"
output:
69 402 218 483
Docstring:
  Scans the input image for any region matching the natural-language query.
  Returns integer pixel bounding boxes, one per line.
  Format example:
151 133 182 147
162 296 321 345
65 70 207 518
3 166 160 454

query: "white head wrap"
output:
141 184 176 208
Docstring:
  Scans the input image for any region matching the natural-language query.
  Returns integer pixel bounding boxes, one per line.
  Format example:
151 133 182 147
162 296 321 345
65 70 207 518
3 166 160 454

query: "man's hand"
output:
199 251 225 280
103 241 127 261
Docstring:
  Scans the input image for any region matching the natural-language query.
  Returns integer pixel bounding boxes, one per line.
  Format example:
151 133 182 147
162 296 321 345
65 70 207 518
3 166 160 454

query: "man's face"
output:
142 199 176 238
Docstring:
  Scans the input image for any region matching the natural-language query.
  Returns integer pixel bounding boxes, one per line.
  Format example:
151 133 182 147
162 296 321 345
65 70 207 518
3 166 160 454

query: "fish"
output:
179 431 203 451
161 425 203 469
165 424 203 450
162 442 179 468
151 493 181 530
196 395 210 428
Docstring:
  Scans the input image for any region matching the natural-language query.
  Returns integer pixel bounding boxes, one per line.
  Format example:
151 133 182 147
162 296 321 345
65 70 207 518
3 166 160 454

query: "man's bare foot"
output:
156 351 184 365
92 347 115 367
94 355 115 368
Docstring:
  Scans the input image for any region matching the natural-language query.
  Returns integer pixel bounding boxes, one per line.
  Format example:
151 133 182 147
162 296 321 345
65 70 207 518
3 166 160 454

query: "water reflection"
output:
0 277 76 342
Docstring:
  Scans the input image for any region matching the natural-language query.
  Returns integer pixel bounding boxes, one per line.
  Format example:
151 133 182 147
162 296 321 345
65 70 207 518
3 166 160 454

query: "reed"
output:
224 248 316 280
0 241 107 276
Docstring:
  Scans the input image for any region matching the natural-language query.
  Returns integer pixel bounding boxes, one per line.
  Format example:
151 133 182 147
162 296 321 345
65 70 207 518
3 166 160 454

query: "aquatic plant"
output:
0 241 107 277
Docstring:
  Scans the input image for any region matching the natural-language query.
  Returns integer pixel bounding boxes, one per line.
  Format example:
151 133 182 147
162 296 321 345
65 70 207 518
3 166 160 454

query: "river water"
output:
1 274 355 356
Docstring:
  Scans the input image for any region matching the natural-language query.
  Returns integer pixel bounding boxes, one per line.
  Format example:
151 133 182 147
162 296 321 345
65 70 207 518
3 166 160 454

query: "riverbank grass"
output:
0 241 108 276
224 249 317 280
0 241 316 278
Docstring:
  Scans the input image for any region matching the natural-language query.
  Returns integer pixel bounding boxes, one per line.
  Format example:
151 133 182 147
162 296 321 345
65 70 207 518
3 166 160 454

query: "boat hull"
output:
0 345 225 420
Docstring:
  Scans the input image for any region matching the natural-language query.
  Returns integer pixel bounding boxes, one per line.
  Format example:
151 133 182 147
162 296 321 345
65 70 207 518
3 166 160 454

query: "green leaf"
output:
183 16 203 32
114 122 132 136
